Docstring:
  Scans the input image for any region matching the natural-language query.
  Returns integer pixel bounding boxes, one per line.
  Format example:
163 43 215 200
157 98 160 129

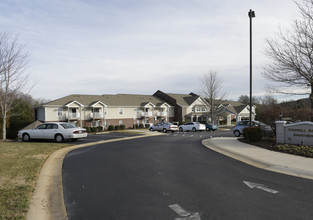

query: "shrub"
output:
120 124 126 130
90 127 97 132
115 125 121 130
97 126 103 132
134 124 139 129
84 127 91 133
108 125 114 131
145 124 150 128
243 127 263 142
139 124 144 129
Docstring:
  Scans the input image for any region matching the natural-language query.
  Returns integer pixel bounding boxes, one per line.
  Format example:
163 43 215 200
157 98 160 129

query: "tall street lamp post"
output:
248 9 255 126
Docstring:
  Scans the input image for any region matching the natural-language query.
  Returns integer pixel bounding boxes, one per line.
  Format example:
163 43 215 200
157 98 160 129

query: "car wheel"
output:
55 134 64 143
162 128 167 133
234 130 241 137
149 128 154 132
192 127 196 132
22 133 30 142
179 127 183 132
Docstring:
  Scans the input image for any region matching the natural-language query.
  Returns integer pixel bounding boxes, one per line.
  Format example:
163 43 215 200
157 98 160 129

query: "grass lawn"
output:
0 141 71 220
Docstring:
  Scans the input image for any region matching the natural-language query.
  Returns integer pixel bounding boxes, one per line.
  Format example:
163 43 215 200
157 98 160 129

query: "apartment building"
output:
35 90 255 128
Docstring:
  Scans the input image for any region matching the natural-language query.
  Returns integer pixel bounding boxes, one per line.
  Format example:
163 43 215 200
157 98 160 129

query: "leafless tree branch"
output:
198 70 226 123
0 33 32 139
262 0 313 119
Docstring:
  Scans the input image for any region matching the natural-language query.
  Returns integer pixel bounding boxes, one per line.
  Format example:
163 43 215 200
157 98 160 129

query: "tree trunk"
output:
311 85 313 122
2 111 6 140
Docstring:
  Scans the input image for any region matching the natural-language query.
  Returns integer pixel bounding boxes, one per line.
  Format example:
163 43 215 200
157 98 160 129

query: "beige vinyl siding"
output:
105 107 137 119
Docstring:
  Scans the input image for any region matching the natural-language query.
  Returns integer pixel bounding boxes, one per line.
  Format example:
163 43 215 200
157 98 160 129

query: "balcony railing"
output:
90 112 104 119
138 112 153 117
155 112 168 117
65 112 80 119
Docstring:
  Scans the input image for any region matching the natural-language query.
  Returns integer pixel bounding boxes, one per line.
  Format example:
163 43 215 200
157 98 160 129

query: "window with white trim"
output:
57 108 63 117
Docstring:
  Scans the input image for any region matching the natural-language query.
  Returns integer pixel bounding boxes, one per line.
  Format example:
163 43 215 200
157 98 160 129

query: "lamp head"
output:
248 10 255 18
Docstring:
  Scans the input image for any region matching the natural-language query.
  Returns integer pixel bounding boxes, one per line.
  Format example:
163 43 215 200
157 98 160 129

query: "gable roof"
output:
164 93 200 106
214 100 245 107
43 94 169 107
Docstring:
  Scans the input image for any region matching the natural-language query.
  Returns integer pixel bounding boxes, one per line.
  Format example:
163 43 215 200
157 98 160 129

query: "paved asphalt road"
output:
62 130 313 220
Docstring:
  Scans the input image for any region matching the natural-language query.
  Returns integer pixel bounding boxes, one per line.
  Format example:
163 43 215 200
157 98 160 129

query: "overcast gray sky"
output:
0 0 301 101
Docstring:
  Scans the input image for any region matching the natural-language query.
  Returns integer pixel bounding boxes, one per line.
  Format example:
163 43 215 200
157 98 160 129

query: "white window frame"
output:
57 108 63 117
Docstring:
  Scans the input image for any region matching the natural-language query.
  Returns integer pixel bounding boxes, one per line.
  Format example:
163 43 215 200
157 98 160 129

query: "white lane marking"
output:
169 204 190 217
169 204 201 220
243 181 279 194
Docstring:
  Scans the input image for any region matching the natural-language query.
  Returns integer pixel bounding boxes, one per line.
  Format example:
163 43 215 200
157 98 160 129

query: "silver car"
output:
18 122 88 142
233 120 259 137
179 122 206 132
149 122 179 133
233 120 274 137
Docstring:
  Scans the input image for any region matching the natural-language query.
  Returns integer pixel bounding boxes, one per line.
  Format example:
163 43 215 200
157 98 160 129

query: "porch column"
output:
80 107 83 127
236 115 241 122
227 115 231 126
144 108 146 125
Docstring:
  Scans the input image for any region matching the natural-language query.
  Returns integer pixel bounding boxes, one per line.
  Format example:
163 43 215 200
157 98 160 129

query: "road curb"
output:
202 138 313 180
26 132 163 220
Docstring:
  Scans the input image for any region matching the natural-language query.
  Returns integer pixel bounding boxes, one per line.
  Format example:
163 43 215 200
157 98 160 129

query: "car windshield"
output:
61 123 76 129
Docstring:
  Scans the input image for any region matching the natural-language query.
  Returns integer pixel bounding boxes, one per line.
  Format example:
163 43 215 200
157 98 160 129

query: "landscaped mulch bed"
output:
239 138 313 158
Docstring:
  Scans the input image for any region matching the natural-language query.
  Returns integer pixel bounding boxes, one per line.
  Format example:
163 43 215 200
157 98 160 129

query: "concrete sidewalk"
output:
202 137 313 180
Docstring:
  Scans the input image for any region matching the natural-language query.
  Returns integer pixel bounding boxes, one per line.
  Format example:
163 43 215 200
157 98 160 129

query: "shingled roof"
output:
43 94 168 107
164 93 199 106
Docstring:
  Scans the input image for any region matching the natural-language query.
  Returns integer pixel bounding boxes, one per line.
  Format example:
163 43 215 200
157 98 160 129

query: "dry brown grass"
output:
0 140 71 220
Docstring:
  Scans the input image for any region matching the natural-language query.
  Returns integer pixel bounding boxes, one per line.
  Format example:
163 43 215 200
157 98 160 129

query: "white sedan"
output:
149 122 179 133
179 122 206 132
18 122 88 143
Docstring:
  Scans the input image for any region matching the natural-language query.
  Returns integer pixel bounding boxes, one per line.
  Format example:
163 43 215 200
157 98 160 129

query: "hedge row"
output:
134 124 150 129
84 124 150 133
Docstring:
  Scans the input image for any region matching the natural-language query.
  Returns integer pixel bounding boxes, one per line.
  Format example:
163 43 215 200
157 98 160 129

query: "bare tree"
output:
238 95 260 105
0 33 30 140
198 70 225 123
262 0 313 120
260 95 278 105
